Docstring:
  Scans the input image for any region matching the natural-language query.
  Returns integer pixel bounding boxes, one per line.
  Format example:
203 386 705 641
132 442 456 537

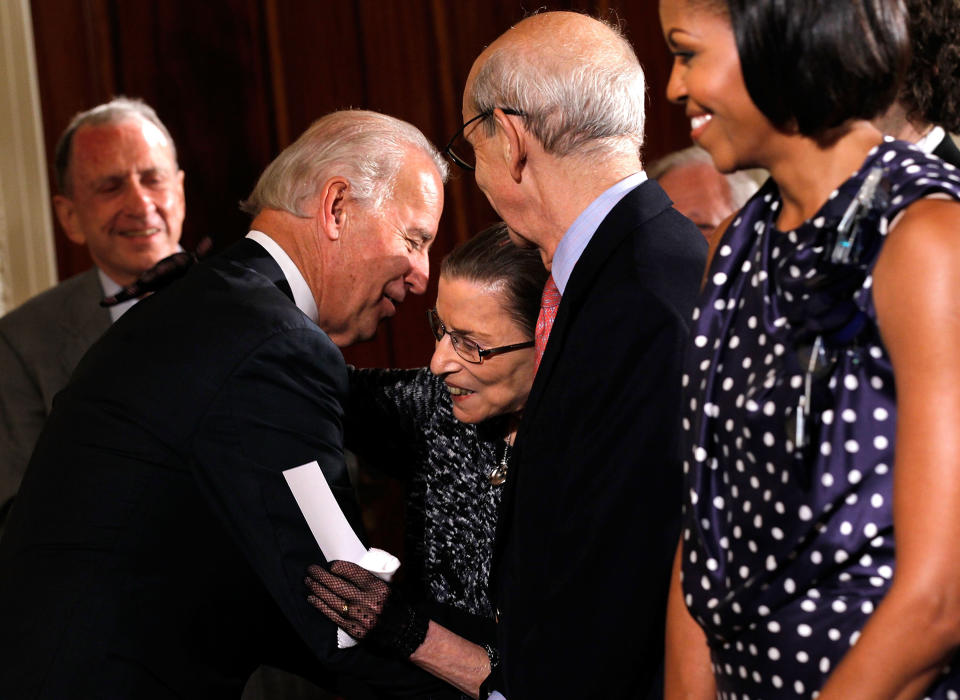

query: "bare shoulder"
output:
874 198 960 294
873 197 960 353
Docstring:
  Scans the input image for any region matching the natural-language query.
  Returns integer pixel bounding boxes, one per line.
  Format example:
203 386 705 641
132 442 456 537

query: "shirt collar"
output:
550 171 647 294
915 125 946 155
97 269 136 323
246 230 319 323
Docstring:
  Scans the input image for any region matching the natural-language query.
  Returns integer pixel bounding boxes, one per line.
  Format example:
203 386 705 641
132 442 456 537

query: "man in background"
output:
451 11 707 698
0 97 184 528
0 109 448 698
649 144 762 244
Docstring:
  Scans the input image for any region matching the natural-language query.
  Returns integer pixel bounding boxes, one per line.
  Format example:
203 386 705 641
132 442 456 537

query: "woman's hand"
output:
306 560 492 699
305 560 428 659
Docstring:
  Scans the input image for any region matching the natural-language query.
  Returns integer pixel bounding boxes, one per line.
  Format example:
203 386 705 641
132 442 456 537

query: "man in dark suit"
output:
449 12 707 699
0 110 448 698
0 97 184 530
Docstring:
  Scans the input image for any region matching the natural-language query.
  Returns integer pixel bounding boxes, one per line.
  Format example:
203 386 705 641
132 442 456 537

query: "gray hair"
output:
469 14 646 160
241 110 449 218
648 145 765 210
54 96 177 195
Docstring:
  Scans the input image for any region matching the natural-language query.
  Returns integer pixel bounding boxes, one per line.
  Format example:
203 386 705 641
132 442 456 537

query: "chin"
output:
452 406 483 425
353 327 379 345
330 325 374 349
506 229 536 249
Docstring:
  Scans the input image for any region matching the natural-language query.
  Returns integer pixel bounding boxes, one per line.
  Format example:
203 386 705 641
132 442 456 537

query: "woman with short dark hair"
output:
660 0 960 697
307 222 546 698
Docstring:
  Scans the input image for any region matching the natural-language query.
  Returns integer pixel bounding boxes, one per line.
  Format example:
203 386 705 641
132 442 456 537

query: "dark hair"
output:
54 96 177 195
898 0 960 133
440 222 549 338
721 0 910 136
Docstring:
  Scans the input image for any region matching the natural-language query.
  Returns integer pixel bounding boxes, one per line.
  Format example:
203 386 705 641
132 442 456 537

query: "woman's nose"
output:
665 62 688 104
429 335 461 376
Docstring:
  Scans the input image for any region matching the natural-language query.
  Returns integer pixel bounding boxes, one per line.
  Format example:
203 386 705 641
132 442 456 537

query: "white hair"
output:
469 15 646 160
241 109 448 217
648 145 765 210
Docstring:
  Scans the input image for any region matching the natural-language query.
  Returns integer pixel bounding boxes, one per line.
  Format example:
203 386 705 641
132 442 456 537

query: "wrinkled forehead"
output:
72 118 175 166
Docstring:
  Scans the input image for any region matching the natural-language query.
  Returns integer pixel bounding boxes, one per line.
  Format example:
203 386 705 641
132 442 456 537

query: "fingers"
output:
329 560 381 588
307 591 349 629
304 574 376 641
304 573 351 615
306 563 359 598
303 567 368 621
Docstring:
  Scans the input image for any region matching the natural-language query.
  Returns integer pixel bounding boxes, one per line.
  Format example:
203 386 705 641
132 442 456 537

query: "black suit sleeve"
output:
344 367 439 480
192 328 443 695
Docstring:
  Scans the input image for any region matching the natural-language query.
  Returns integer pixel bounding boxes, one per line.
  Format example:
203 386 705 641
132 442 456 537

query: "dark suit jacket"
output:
0 239 438 699
933 131 960 168
490 181 707 698
0 267 110 525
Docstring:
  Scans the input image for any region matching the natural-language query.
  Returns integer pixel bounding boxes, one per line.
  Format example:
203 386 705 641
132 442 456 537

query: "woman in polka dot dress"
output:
660 0 960 698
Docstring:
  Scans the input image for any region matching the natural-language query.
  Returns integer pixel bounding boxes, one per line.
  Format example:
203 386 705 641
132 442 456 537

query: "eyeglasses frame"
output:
427 308 534 364
444 108 526 171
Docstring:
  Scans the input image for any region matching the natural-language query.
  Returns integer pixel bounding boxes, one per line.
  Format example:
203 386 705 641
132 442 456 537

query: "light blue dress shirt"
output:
550 171 647 294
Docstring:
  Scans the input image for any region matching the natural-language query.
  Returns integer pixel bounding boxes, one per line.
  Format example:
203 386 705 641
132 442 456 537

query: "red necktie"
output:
534 274 561 370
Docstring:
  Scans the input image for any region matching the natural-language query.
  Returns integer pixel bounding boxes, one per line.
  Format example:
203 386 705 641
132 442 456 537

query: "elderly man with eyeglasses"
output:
445 13 707 699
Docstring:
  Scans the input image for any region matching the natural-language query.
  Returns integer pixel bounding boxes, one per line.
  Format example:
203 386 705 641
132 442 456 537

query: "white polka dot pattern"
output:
681 139 960 698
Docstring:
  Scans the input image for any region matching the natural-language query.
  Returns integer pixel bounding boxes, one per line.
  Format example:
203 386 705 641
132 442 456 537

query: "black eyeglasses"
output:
427 308 533 364
444 108 525 171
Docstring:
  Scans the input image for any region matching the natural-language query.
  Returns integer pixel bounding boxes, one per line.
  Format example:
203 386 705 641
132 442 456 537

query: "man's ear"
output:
52 195 86 245
316 177 350 241
493 108 527 183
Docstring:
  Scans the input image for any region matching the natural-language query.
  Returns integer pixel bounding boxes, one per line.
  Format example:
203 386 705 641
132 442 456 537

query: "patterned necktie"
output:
534 274 561 370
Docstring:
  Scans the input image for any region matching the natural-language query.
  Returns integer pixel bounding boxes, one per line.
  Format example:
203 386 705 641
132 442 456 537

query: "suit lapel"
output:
492 180 674 591
57 269 111 377
521 180 673 424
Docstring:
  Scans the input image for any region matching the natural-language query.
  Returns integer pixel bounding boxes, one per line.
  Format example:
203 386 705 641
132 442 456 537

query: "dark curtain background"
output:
30 0 691 370
27 0 694 581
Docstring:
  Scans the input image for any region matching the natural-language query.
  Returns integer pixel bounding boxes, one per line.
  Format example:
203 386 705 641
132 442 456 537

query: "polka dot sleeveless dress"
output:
681 138 960 699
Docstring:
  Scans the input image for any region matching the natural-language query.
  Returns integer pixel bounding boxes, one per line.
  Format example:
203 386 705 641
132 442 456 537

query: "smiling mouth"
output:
446 385 475 397
118 227 161 238
691 115 712 131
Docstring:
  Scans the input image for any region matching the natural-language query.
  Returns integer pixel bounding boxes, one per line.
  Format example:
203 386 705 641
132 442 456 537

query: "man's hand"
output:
305 560 429 659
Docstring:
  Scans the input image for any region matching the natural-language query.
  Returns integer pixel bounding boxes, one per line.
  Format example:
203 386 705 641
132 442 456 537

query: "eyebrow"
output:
445 320 475 337
440 316 483 341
